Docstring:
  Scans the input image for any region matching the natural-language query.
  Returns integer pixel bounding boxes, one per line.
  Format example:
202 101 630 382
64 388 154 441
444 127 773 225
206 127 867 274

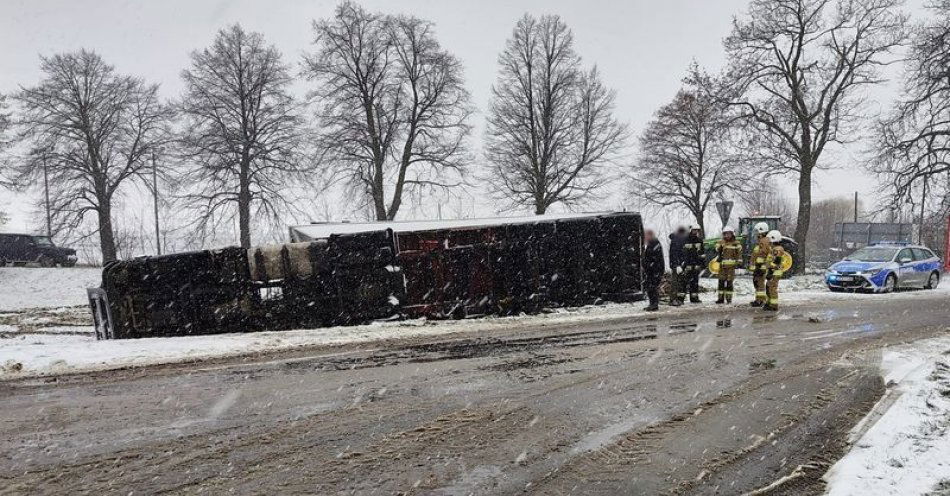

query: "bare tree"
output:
629 67 749 233
808 196 862 254
178 24 307 248
0 93 9 149
0 93 11 188
723 0 907 264
13 50 170 262
872 1 950 220
485 14 628 215
305 2 473 221
739 179 798 233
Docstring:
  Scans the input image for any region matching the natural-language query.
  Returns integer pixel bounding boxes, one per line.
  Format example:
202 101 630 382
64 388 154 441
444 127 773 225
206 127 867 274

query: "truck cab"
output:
0 233 78 267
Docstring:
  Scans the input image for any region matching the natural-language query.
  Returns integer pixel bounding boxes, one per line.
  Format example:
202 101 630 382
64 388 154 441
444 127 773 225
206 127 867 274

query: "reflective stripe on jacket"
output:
751 235 771 269
716 239 743 266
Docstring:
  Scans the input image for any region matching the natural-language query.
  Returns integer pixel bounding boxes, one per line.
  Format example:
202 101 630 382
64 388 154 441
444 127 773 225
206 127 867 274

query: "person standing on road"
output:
715 226 743 304
668 226 688 306
764 230 786 311
642 229 665 312
749 222 772 307
683 224 705 303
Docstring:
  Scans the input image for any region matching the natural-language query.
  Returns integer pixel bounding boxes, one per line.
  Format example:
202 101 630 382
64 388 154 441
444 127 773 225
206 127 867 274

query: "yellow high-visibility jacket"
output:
716 239 743 268
751 235 772 271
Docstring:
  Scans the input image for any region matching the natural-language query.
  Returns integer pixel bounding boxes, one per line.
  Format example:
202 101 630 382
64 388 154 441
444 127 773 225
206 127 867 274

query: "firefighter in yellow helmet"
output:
749 222 772 307
715 226 743 304
764 230 786 311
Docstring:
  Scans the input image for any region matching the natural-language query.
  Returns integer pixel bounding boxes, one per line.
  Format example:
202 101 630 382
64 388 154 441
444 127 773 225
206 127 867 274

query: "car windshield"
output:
844 247 898 262
33 236 54 246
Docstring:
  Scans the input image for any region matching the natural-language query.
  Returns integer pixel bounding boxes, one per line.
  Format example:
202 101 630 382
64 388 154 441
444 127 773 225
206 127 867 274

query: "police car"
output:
825 243 942 292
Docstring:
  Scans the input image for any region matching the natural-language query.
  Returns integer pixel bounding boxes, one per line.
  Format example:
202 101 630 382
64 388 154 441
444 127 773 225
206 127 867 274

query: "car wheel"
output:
926 271 940 290
0 258 6 267
882 273 897 293
37 256 56 268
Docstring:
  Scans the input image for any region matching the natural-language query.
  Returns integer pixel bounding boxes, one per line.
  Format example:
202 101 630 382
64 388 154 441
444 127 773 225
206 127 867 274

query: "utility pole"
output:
919 177 928 244
853 191 858 223
151 151 162 255
42 152 52 238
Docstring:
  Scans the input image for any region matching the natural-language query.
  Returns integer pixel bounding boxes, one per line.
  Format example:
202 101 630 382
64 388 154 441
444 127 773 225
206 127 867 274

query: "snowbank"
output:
824 335 950 495
0 267 100 311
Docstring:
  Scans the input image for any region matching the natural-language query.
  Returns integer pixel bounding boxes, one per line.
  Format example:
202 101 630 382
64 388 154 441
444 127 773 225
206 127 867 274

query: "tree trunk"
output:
238 161 252 249
535 201 546 215
794 165 813 267
373 162 388 221
97 199 117 264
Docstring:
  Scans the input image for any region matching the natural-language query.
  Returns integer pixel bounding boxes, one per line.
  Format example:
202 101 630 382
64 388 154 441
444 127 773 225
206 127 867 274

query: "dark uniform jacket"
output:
642 239 665 285
668 232 687 271
684 232 705 269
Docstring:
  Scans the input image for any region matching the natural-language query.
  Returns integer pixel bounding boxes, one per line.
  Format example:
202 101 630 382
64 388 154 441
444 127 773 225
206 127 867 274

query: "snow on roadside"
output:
0 267 100 311
824 335 950 495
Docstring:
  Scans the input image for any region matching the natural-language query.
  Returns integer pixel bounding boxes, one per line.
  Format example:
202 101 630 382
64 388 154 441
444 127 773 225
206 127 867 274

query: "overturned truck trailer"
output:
88 212 642 339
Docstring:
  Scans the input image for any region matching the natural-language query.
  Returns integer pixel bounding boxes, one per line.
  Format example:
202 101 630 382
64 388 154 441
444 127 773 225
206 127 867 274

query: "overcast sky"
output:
0 0 923 233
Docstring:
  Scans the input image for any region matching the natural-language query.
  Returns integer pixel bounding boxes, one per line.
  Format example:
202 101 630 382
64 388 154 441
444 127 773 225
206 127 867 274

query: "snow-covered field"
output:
0 267 944 379
0 267 100 311
824 336 950 495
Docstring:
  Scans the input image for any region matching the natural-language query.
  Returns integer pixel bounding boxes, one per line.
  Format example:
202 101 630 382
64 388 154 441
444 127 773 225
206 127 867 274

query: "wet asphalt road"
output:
0 291 947 495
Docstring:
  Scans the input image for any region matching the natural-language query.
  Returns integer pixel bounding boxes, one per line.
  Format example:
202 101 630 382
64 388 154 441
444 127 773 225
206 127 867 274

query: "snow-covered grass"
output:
0 267 100 311
824 335 950 495
0 271 946 379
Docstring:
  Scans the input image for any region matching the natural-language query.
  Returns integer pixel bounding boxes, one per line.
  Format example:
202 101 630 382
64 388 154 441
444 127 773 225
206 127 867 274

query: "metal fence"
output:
833 222 915 249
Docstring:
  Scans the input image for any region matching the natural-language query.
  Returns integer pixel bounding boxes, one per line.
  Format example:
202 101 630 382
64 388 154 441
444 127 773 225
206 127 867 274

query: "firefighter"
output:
715 226 743 304
668 225 688 306
642 229 665 312
749 222 772 307
683 224 705 303
764 230 786 311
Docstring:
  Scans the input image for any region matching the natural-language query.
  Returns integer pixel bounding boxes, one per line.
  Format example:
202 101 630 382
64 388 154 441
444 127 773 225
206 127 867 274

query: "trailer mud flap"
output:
87 288 114 340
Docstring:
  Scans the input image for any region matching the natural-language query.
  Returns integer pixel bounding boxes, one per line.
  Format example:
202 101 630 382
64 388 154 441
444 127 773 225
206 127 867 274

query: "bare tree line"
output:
0 3 632 263
625 0 909 266
0 0 939 265
872 0 950 235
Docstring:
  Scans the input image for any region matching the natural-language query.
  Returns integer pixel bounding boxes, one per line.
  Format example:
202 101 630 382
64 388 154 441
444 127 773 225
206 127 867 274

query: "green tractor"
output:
702 216 801 275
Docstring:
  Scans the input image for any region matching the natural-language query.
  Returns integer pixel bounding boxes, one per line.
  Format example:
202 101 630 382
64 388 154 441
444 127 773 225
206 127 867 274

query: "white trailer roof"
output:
289 212 623 241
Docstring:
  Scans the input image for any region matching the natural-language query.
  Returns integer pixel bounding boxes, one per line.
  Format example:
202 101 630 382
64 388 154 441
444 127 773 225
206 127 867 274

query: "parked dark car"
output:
0 233 78 267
